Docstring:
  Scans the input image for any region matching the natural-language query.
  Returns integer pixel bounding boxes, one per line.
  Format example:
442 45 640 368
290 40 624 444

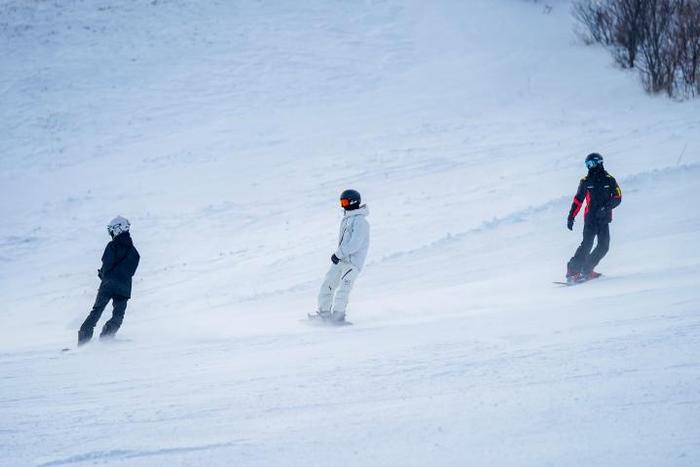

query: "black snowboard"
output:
553 274 603 286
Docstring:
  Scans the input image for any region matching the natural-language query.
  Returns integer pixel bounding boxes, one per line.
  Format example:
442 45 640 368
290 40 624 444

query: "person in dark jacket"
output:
78 216 140 345
566 153 622 282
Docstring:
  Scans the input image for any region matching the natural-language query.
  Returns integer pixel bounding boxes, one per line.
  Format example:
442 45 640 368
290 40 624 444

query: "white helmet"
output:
107 216 130 237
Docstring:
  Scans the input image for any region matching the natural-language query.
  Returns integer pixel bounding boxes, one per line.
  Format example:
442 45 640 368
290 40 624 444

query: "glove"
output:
331 254 340 264
97 269 103 279
567 216 574 231
595 206 608 222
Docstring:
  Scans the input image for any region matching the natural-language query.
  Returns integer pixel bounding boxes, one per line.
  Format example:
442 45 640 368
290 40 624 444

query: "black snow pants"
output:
567 220 610 276
78 287 128 343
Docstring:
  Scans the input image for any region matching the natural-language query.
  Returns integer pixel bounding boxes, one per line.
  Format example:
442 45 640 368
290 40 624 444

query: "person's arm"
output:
335 218 369 259
567 178 586 229
569 178 586 219
100 242 117 275
609 177 622 209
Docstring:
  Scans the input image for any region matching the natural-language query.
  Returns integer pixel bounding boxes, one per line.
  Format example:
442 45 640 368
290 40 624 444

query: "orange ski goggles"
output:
340 198 351 208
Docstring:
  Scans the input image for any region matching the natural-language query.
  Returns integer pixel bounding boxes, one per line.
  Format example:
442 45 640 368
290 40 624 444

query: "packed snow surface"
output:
1 0 699 465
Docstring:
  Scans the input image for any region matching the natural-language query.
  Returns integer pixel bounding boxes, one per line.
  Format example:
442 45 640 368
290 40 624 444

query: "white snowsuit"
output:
318 205 370 316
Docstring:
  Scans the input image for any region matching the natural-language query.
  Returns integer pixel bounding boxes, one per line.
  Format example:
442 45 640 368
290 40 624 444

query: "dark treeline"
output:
573 0 700 98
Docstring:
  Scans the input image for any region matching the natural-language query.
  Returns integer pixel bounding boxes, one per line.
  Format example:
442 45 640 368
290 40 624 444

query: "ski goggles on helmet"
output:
585 158 602 169
340 198 351 208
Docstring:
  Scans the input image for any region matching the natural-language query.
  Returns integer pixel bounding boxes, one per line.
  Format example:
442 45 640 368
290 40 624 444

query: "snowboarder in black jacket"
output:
566 153 622 283
78 216 140 345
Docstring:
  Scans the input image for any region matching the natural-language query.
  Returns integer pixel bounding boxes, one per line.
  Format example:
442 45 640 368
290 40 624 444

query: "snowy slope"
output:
1 0 699 465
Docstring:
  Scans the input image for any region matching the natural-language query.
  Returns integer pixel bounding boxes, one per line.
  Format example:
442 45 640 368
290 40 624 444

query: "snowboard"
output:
553 274 603 286
61 337 132 352
304 313 353 326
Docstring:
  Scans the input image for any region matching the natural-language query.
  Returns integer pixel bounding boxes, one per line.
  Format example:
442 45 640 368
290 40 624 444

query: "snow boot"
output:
309 310 332 321
78 327 93 346
566 272 580 284
330 311 346 323
565 262 582 283
100 319 122 340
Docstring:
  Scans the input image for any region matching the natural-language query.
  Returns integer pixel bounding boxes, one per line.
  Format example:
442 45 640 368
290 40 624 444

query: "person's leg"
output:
318 264 343 314
584 223 610 274
331 266 359 321
100 296 128 339
79 288 111 344
567 222 596 277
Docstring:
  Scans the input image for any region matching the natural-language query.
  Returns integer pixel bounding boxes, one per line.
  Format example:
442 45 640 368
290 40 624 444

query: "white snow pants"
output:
317 262 360 315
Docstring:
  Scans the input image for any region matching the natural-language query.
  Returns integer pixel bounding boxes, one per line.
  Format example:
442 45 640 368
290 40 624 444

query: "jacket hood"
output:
113 231 133 246
345 205 369 217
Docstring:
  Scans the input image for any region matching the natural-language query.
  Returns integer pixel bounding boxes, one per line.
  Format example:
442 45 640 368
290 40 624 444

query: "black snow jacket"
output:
568 167 622 224
98 231 140 298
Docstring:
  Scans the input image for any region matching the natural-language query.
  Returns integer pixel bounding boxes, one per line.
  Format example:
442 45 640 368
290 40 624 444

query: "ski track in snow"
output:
36 442 246 467
374 162 700 264
1 0 699 466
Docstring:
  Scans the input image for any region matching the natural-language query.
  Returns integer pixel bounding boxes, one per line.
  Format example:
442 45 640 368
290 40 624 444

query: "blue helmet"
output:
585 153 604 170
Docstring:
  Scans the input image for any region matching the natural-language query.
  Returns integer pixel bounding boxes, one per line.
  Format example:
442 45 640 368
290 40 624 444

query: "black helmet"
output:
340 189 361 210
585 153 604 170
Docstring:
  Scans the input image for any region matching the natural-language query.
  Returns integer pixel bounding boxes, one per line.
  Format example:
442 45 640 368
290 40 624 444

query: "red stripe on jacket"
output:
571 197 582 217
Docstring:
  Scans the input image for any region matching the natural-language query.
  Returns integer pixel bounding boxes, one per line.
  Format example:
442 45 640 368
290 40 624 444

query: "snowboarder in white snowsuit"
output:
78 216 140 345
313 189 370 322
